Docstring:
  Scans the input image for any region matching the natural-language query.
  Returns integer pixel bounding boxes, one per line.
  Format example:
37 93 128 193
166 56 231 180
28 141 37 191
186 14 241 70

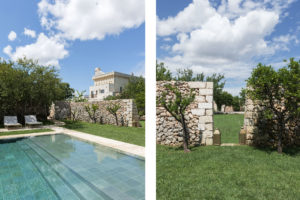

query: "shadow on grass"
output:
253 145 300 156
62 120 85 129
162 144 201 152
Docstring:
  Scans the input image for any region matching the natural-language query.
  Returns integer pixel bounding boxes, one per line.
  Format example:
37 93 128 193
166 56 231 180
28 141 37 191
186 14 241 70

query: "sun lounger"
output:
25 115 42 127
4 116 22 129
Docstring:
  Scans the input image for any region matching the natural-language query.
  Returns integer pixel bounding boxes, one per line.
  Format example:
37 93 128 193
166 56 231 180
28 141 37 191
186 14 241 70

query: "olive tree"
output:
106 103 121 126
247 58 300 153
157 83 195 152
84 104 99 123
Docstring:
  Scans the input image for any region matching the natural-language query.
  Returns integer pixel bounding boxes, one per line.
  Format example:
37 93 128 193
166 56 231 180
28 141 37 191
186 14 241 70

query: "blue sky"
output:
0 0 145 94
157 0 300 95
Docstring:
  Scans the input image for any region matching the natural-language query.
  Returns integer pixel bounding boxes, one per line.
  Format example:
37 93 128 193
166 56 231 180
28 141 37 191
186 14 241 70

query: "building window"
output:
120 87 123 92
100 89 105 93
91 91 94 98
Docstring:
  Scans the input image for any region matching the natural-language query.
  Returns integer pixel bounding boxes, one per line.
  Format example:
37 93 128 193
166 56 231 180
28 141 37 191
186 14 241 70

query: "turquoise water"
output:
0 134 145 200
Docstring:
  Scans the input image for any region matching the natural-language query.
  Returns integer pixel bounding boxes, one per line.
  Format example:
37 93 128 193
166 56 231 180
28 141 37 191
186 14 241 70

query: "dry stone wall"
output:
243 96 300 145
156 81 214 146
50 99 140 127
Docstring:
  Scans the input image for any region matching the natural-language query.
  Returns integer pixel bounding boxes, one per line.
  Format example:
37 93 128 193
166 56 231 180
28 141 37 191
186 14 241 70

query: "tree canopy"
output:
247 58 300 153
0 58 74 123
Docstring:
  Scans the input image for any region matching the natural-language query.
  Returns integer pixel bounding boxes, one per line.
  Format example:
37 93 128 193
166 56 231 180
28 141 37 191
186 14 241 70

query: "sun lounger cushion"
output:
25 115 42 125
4 116 22 127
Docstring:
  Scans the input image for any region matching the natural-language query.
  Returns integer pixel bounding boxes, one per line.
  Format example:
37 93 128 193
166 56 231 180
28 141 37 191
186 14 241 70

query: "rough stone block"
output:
206 82 213 89
244 112 253 118
188 82 206 88
199 116 213 123
198 123 205 131
246 133 253 140
195 95 206 102
246 140 253 145
203 130 213 137
245 126 256 133
205 123 213 131
206 95 213 103
198 103 213 109
199 89 213 95
206 109 213 116
191 109 205 116
205 137 213 145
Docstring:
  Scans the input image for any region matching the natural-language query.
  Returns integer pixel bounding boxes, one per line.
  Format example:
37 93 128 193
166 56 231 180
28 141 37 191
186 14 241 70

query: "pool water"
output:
0 134 145 200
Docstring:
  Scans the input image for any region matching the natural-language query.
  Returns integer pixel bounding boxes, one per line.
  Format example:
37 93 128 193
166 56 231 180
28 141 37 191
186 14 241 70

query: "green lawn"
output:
214 114 244 143
157 114 300 200
62 120 145 146
157 145 300 200
0 129 53 136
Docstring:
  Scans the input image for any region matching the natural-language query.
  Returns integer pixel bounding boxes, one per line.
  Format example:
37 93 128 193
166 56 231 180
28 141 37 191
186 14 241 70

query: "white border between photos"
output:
145 0 156 199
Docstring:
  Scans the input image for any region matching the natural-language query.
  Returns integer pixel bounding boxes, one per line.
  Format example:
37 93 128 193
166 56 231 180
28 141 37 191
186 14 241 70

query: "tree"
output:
0 58 73 124
247 58 300 153
239 88 247 108
69 90 87 121
157 83 195 152
206 74 226 110
72 90 87 102
176 68 195 81
218 91 233 107
84 104 99 123
60 83 74 100
70 108 80 122
156 61 172 81
106 103 121 126
120 75 145 116
232 96 241 111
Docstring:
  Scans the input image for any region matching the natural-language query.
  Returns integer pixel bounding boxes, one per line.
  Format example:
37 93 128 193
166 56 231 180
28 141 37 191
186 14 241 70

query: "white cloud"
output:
8 31 17 41
24 28 36 38
160 44 171 51
3 45 13 56
224 87 243 96
157 0 295 95
3 33 68 67
38 0 145 41
157 0 215 36
171 10 278 63
272 34 299 51
163 37 172 42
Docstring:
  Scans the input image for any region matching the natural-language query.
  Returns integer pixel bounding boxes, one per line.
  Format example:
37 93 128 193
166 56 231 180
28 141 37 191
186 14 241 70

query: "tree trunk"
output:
277 138 282 154
278 118 284 154
115 114 118 126
180 114 190 153
93 112 97 123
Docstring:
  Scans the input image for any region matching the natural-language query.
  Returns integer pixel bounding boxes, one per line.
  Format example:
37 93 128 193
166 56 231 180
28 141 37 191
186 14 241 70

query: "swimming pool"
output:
0 134 145 200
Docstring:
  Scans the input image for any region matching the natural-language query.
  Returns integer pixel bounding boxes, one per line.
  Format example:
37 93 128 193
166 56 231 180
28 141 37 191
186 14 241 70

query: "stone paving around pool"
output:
0 126 145 158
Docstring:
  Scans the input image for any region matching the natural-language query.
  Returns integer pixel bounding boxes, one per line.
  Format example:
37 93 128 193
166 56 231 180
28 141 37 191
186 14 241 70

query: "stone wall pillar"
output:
156 81 214 146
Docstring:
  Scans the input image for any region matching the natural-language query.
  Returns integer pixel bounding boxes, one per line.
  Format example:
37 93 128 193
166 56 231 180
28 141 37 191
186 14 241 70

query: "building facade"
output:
89 68 131 101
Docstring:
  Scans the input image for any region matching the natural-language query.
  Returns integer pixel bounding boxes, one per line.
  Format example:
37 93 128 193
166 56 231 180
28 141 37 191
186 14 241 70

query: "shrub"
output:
247 58 300 153
0 58 73 124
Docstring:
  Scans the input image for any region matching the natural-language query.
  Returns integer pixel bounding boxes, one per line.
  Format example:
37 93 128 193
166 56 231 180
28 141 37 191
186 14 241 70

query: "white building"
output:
89 68 131 101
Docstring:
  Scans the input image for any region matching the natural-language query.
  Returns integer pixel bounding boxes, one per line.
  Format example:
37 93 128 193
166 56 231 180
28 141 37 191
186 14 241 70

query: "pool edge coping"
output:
0 126 145 159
